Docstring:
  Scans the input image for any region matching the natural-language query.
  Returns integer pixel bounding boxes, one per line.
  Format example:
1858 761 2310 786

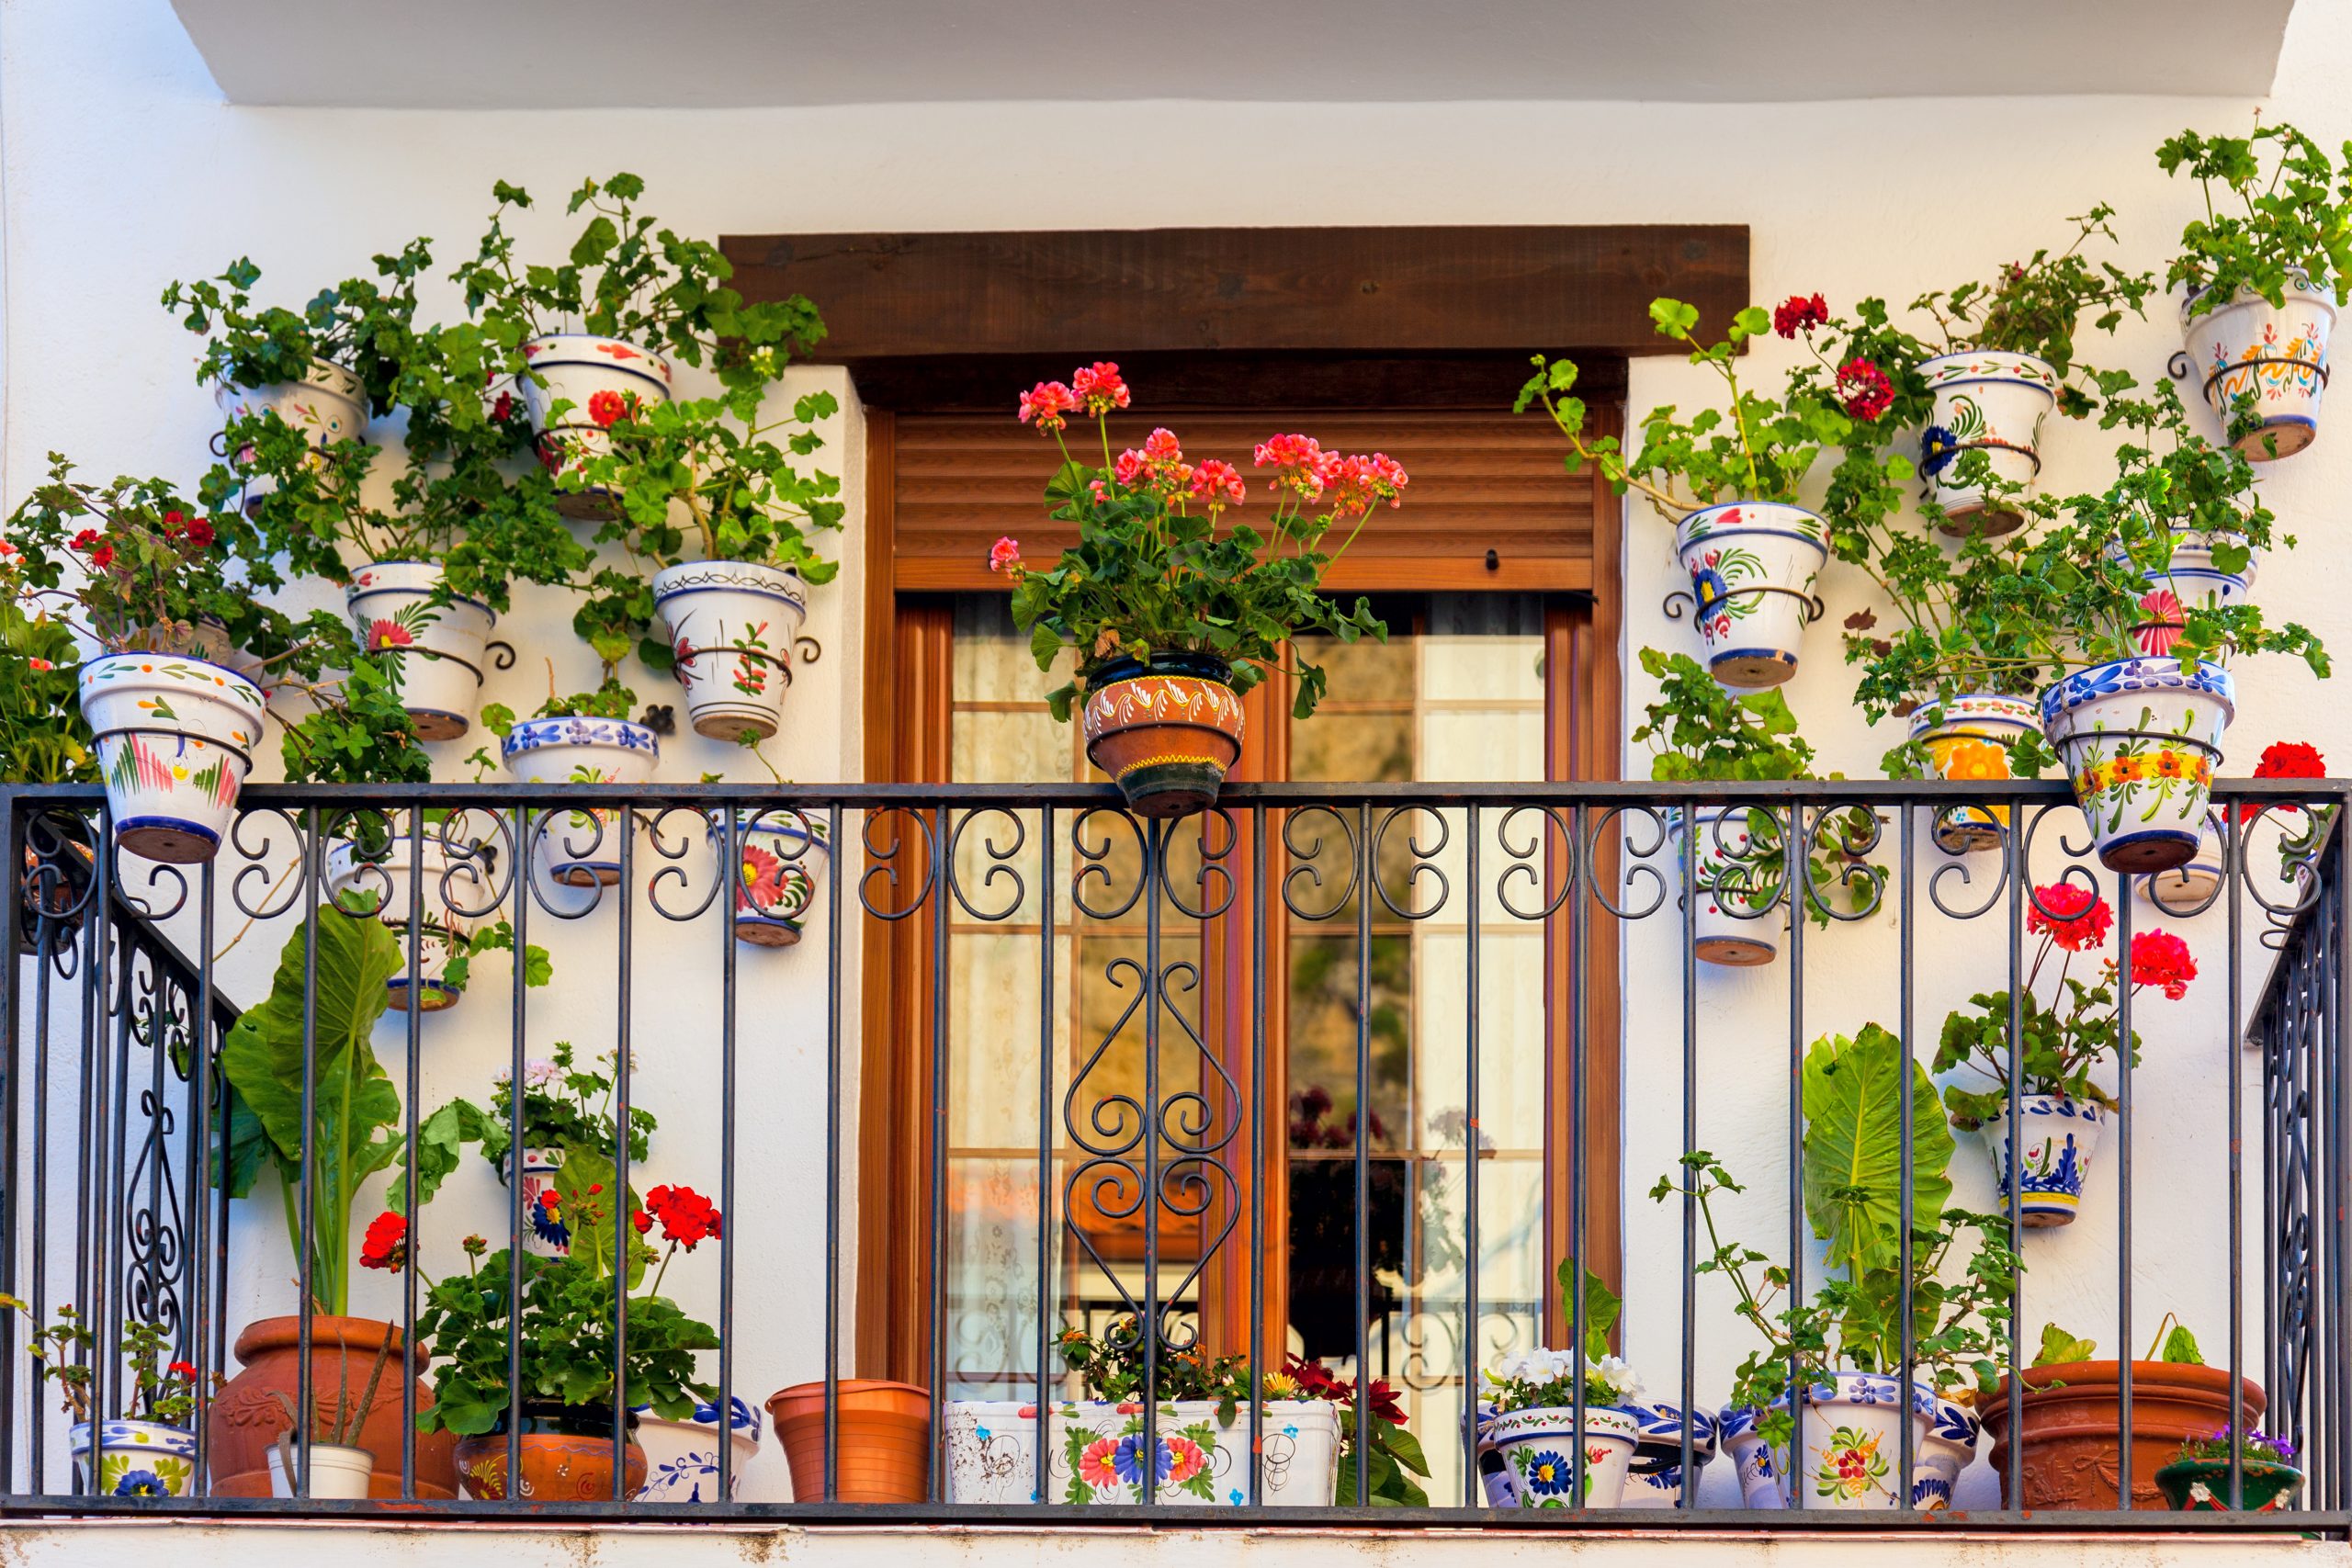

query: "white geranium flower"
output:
1598 1355 1644 1403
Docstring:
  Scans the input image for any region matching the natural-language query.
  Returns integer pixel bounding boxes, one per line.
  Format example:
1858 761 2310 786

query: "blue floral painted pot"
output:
508 1145 571 1258
634 1395 762 1503
1918 351 2057 533
1716 1403 1783 1509
1672 502 1827 689
70 1418 197 1497
1990 1093 2106 1227
1477 1404 1641 1508
1912 1393 1980 1511
2041 658 2233 874
500 716 659 888
2182 274 2336 460
1614 1400 1717 1508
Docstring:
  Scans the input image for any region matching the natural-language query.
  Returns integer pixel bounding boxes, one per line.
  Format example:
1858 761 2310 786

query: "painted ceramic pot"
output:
518 333 674 515
2155 1457 2303 1511
218 359 369 509
323 834 490 1012
1785 1373 1934 1510
453 1405 646 1501
508 1145 571 1258
716 810 831 947
1673 502 1826 688
346 560 496 741
1477 1404 1640 1509
635 1395 762 1504
2138 529 2261 613
1988 1092 2106 1227
1081 651 1247 818
1917 351 2057 533
944 1397 1340 1506
500 715 660 888
1983 1359 2266 1510
1613 1401 1717 1508
1679 806 1781 967
651 560 806 742
1910 694 2039 853
2182 276 2336 459
70 1418 196 1498
2140 811 2226 911
1717 1404 1784 1509
2041 658 2233 873
266 1438 375 1499
79 651 265 864
1912 1393 1980 1511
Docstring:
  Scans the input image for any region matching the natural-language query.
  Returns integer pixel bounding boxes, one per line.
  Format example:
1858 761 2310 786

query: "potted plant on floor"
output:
1935 880 2196 1227
1001 365 1396 816
1476 1269 1645 1509
2159 120 2352 458
4 1300 207 1497
483 671 661 888
2159 1424 2301 1512
264 1316 398 1499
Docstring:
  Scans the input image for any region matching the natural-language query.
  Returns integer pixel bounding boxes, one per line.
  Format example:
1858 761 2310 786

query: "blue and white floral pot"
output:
715 810 832 948
347 560 496 742
2182 274 2336 460
2041 658 2233 874
1911 1393 1980 1512
509 1145 571 1258
2121 527 2262 614
1477 1404 1640 1508
1675 806 1781 968
1990 1093 2106 1228
1613 1401 1717 1508
519 333 674 515
944 1398 1340 1506
634 1395 762 1503
500 715 660 888
1917 351 2056 534
1716 1403 1782 1509
1910 694 2040 854
651 561 806 743
70 1418 197 1498
1673 502 1826 689
1722 1374 1935 1510
79 652 266 866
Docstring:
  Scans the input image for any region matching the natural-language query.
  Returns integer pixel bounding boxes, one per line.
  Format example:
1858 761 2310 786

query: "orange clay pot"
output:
1981 1359 2266 1510
452 1406 647 1501
208 1315 457 1498
770 1379 930 1502
1080 653 1244 819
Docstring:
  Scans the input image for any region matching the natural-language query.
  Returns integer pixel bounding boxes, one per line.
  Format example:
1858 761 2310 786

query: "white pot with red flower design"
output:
651 562 806 742
219 360 369 512
1917 352 2058 535
712 809 831 947
1676 807 1782 967
944 1398 1340 1506
1766 1373 1936 1510
1673 503 1826 689
516 335 673 517
2041 658 2233 874
79 653 266 864
499 715 661 888
2181 274 2337 460
345 561 496 742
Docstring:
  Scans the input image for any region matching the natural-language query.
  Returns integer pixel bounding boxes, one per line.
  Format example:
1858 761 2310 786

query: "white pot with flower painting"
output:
1677 807 1781 967
635 1396 762 1504
1917 352 2057 534
714 810 831 947
2181 275 2337 460
1474 1349 1647 1510
944 1398 1340 1506
499 716 660 888
79 653 266 864
651 562 806 742
323 833 489 1013
346 561 496 742
1909 694 2040 853
517 334 674 515
1746 1373 1934 1511
1673 503 1826 688
2041 658 2233 874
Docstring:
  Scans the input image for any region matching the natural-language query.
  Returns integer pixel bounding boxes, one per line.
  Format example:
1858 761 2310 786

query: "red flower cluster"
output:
1835 359 1894 422
1189 458 1245 506
69 526 117 570
1773 293 1829 338
2130 929 2198 1000
1280 1354 1407 1425
1114 427 1195 496
2240 740 2326 822
357 1212 409 1272
989 536 1022 573
491 390 515 423
644 1184 721 1251
1327 452 1410 518
166 1360 199 1381
1070 362 1130 416
1254 434 1345 500
1018 380 1077 433
2027 882 2112 953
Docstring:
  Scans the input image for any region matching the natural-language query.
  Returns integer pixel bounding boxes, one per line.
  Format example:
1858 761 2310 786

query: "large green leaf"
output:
1801 1024 1952 1277
389 1098 510 1214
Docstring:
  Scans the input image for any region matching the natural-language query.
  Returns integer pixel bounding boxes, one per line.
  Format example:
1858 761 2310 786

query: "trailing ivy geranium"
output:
163 243 433 415
1001 362 1395 722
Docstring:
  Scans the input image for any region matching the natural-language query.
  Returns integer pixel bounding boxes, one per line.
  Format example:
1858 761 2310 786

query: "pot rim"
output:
1083 649 1236 688
232 1314 411 1362
1983 1358 2267 1416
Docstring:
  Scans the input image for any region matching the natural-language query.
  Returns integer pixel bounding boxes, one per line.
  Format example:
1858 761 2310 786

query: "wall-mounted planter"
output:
1673 503 1827 688
70 1419 196 1498
1081 650 1246 818
718 811 831 947
2140 811 2225 910
323 834 489 1012
635 1395 762 1504
651 561 804 742
1917 351 2057 533
499 716 660 887
518 334 673 516
945 1398 1340 1506
1613 1401 1716 1507
1477 1404 1640 1509
80 652 264 865
1909 694 2039 853
346 561 495 742
2181 276 2336 460
2041 658 2233 874
1679 806 1781 967
1986 1093 2106 1227
505 1145 571 1258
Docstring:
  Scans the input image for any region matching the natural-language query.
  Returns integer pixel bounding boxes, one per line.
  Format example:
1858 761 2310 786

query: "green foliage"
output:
2151 1317 2206 1365
1801 1026 1954 1277
2031 1323 2098 1368
162 243 431 413
1634 647 1815 783
0 592 92 784
2160 121 2352 321
396 1042 650 1213
1559 1260 1622 1365
277 653 432 786
1910 206 2155 404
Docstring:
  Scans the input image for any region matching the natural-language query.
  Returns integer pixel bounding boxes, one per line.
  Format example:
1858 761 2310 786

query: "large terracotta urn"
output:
208 1315 458 1498
1981 1359 2265 1510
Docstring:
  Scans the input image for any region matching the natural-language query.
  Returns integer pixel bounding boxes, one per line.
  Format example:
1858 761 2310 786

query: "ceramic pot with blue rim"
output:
1911 1393 1980 1511
2140 810 2226 912
70 1418 197 1497
1476 1404 1641 1508
504 1145 571 1258
634 1394 763 1503
1917 351 2057 535
944 1397 1340 1506
346 560 496 742
1673 502 1827 689
1613 1401 1717 1508
218 357 368 513
713 809 832 947
518 333 674 516
1716 1404 1784 1509
79 651 266 865
1674 806 1781 967
651 561 807 742
323 833 490 1012
1725 1374 1936 1510
1910 694 2040 853
2181 273 2336 460
2041 657 2233 873
499 714 660 888
1988 1093 2106 1228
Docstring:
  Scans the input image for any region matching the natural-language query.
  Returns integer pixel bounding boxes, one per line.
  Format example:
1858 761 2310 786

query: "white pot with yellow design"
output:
78 652 265 864
2181 274 2337 460
1917 351 2057 534
1908 694 2040 853
2041 658 2233 874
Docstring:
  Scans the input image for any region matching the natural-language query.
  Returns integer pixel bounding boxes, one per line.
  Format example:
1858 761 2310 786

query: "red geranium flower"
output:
167 1360 198 1381
1018 380 1077 432
2130 929 2198 1000
2242 739 2327 821
645 1183 722 1251
161 509 185 535
1070 361 1131 415
357 1212 409 1272
185 517 216 548
988 536 1022 573
587 389 631 428
88 544 115 570
1836 358 1894 422
1254 434 1333 499
1189 459 1245 505
2027 882 2112 953
631 1208 653 1235
1114 448 1149 486
491 390 514 423
1773 293 1829 338
69 528 98 552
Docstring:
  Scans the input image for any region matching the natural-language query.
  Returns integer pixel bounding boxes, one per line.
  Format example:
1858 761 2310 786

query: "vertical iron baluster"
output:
1142 814 1165 1507
2227 805 2245 1509
103 894 133 1427
1351 801 1372 1508
718 807 739 1504
1678 802 1697 1511
2003 798 2026 1510
612 802 635 1500
0 795 16 1489
295 811 320 1500
1033 805 1055 1506
182 863 215 1497
1896 804 1915 1509
1782 802 1804 1512
73 836 105 1497
1464 802 1483 1509
928 802 950 1502
1248 805 1266 1508
2332 796 2352 1505
2116 871 2134 1508
824 805 844 1500
1571 801 1592 1508
503 806 529 1500
401 810 424 1499
29 842 57 1493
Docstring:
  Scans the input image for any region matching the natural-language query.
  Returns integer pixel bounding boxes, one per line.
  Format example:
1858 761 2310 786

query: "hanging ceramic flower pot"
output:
518 334 674 516
944 1398 1340 1506
2041 658 2233 873
1081 650 1247 818
500 716 660 888
1910 694 2040 853
1911 1393 1980 1511
503 1145 571 1258
1673 503 1827 688
1679 806 1780 967
79 652 265 864
1612 1401 1716 1508
71 1418 198 1497
1477 1404 1640 1509
2181 275 2337 459
716 811 831 947
323 833 489 1012
635 1396 762 1503
1987 1092 2106 1227
2140 811 2226 910
1917 352 2057 534
650 561 805 742
346 561 496 742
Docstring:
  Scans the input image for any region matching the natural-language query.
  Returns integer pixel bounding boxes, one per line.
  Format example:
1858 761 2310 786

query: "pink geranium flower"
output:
2137 588 2184 657
1018 381 1077 432
1070 362 1130 415
988 536 1021 573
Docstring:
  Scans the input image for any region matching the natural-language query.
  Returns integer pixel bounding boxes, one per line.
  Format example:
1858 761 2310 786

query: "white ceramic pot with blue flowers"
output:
2181 274 2336 460
944 1398 1340 1506
1478 1404 1640 1508
1673 503 1826 688
346 561 496 742
651 561 807 743
635 1395 761 1503
2041 657 2233 873
1911 1393 1980 1511
80 652 266 865
1988 1093 2107 1227
1910 694 2040 853
1716 1404 1783 1509
506 1145 571 1258
1614 1401 1717 1507
1917 351 2057 534
499 715 660 888
1678 806 1781 967
71 1418 198 1497
519 334 673 516
716 809 832 947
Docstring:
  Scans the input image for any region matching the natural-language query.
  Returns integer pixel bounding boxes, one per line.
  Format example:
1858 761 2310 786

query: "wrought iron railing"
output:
0 778 2343 1531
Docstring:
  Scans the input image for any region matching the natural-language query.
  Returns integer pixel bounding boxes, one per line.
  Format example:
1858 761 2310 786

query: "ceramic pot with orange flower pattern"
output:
453 1404 646 1500
78 652 265 864
1081 651 1245 818
2181 274 2336 460
1909 694 2040 853
2042 658 2233 874
346 560 496 741
944 1397 1340 1506
518 334 674 516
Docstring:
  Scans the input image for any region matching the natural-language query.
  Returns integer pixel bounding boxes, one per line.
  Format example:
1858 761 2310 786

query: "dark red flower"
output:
161 509 185 535
1364 1377 1408 1426
1773 293 1829 338
69 528 98 552
2130 929 2198 1000
631 1208 653 1235
1836 358 1895 422
88 544 115 570
2242 740 2327 821
492 390 514 423
1282 1355 1347 1401
2027 882 2111 953
357 1211 409 1272
184 517 216 549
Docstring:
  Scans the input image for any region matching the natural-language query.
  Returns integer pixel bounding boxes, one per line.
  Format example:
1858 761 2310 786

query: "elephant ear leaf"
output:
220 906 401 1177
1801 1023 1953 1276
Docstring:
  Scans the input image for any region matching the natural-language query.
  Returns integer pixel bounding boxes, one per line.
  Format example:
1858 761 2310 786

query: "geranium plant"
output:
1001 363 1394 721
163 244 431 413
2238 740 2336 885
398 1043 653 1225
0 541 92 784
0 1300 208 1427
2160 122 2352 322
1480 1266 1642 1414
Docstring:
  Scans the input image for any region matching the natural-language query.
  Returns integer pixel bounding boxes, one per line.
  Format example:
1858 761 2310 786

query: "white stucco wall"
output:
5 0 2351 1542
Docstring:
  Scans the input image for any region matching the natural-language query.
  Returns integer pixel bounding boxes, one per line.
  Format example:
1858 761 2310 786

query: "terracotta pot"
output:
769 1379 930 1502
453 1407 647 1501
1080 652 1245 818
208 1315 458 1498
1981 1359 2266 1510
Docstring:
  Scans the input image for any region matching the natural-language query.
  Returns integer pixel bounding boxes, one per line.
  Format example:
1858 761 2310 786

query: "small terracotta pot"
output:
208 1315 458 1498
453 1406 647 1501
1080 652 1245 818
1981 1359 2266 1510
768 1379 930 1502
